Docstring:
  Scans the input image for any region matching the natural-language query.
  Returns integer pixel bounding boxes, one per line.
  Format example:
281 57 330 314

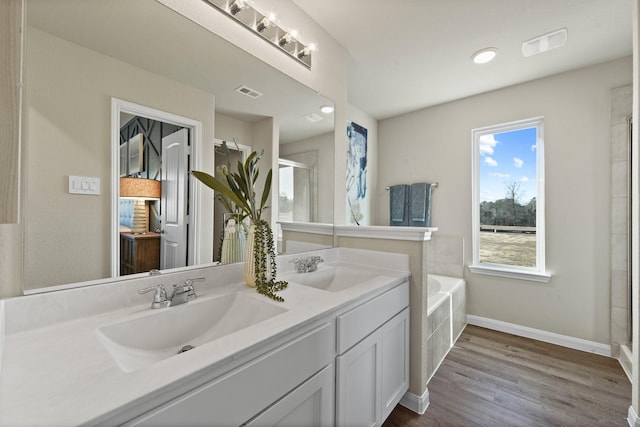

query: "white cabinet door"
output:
245 364 334 427
381 308 409 421
336 330 382 427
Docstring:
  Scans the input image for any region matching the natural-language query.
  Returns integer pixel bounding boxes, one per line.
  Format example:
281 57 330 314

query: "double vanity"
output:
0 248 410 426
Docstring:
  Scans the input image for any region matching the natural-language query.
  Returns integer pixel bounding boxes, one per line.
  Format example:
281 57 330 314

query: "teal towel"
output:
410 183 431 227
390 185 409 226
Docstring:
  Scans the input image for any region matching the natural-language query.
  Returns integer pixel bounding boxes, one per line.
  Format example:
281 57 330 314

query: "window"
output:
470 117 549 282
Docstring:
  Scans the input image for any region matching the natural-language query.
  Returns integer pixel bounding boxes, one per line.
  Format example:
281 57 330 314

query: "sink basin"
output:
283 265 382 292
97 293 287 373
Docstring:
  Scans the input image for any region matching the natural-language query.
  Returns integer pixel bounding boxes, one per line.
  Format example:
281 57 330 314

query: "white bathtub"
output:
425 274 466 381
427 274 465 316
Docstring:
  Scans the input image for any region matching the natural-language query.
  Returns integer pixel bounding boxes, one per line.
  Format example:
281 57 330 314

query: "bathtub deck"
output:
383 325 630 426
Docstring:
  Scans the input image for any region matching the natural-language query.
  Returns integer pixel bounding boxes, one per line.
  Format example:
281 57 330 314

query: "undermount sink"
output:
283 264 382 292
97 293 287 373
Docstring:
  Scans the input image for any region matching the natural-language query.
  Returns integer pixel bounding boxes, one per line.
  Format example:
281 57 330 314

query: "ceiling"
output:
292 0 633 120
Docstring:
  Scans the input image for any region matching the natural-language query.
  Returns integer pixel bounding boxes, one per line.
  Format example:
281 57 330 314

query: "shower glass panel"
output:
278 159 313 223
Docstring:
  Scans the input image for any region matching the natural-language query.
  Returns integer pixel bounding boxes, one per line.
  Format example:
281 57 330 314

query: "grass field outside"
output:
479 231 536 267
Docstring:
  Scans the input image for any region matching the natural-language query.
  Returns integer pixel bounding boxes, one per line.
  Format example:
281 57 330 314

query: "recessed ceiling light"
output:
320 105 334 114
472 47 498 64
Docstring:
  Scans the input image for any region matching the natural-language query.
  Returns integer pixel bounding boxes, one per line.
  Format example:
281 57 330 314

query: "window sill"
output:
468 264 551 283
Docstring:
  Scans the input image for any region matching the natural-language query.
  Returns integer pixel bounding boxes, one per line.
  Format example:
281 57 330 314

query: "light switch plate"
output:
69 176 101 195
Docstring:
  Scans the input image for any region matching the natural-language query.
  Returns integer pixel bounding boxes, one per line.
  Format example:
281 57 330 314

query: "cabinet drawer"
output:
337 281 408 354
127 322 334 427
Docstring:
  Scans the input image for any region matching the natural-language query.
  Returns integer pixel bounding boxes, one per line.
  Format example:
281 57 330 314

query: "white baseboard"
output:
628 405 640 426
399 387 429 415
619 344 633 382
467 315 611 357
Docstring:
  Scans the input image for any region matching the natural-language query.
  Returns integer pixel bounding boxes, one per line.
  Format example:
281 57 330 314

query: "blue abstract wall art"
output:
346 121 368 225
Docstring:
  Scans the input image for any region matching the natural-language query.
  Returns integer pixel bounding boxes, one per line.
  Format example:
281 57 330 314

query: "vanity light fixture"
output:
472 47 498 64
203 0 314 68
256 12 276 33
279 30 298 47
228 0 247 16
297 43 316 59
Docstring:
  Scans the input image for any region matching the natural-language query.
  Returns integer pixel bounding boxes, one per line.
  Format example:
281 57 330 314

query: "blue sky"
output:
479 127 537 203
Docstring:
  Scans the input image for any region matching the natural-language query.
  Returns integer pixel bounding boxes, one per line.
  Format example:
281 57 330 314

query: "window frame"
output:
470 116 550 283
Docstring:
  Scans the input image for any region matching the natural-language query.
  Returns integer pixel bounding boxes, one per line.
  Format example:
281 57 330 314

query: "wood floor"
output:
383 325 631 426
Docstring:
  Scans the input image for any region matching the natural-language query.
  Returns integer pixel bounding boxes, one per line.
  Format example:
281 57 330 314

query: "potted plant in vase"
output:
192 142 288 302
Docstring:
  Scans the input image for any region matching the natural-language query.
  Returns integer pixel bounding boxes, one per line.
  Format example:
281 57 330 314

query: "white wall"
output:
215 113 255 146
378 57 632 344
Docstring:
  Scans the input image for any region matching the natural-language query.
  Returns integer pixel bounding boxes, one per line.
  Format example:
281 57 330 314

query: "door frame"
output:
110 98 203 277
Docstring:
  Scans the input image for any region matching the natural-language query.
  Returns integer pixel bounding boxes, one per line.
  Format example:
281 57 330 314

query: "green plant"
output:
192 142 271 224
192 142 287 301
253 219 287 302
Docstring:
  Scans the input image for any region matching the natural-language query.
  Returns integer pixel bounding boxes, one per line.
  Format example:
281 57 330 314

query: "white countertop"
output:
0 249 409 426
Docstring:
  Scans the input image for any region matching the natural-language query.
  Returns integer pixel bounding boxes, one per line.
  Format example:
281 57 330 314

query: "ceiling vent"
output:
304 113 323 122
235 85 263 99
522 28 568 57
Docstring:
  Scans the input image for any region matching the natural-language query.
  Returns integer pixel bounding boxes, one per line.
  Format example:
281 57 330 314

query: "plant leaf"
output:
260 169 272 214
192 170 250 214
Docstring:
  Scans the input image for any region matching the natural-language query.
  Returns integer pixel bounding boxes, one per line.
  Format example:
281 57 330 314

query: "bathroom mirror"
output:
22 0 334 292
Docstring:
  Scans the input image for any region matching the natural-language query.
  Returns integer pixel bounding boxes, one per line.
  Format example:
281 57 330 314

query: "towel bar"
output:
385 182 438 190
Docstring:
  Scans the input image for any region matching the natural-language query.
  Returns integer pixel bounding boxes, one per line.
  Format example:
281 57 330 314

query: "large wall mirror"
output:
23 0 334 293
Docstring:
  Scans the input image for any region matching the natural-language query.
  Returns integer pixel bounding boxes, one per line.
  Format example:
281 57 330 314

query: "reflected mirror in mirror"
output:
22 0 335 293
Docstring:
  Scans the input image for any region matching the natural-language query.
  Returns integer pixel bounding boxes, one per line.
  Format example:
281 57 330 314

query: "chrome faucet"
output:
169 277 204 306
291 256 324 273
138 284 169 309
138 277 204 309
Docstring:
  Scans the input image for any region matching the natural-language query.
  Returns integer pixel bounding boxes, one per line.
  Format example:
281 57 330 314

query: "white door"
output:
160 128 189 269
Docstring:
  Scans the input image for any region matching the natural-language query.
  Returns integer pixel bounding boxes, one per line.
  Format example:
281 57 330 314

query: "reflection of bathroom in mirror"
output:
22 0 335 293
279 158 315 223
212 140 250 263
118 113 187 276
278 129 335 254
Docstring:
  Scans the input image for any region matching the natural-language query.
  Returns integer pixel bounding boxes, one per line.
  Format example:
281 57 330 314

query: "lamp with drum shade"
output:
119 177 161 233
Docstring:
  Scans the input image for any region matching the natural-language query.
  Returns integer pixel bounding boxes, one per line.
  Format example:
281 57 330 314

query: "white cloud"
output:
484 157 498 167
479 134 498 156
531 144 537 151
520 176 529 182
513 157 524 168
489 172 510 178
